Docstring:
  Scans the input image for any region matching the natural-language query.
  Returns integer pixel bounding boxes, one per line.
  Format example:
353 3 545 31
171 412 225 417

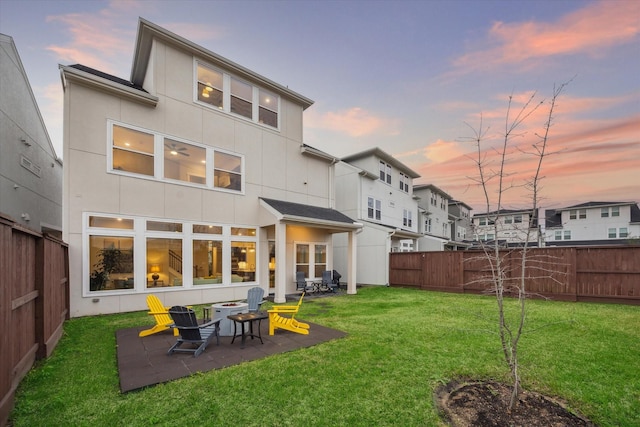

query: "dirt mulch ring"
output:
435 379 595 426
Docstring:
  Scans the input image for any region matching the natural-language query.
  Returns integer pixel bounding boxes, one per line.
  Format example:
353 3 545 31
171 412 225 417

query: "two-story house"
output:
472 208 540 246
544 201 640 246
60 18 361 317
333 147 421 285
413 184 452 250
1 34 62 237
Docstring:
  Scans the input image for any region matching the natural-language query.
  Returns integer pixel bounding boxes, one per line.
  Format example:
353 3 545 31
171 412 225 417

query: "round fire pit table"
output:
212 302 249 336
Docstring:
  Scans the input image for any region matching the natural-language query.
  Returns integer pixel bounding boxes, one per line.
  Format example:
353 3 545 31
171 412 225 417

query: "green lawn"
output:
10 286 640 426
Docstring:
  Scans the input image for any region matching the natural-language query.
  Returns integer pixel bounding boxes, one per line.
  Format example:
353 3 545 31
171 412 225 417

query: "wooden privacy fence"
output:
389 246 640 305
0 214 69 427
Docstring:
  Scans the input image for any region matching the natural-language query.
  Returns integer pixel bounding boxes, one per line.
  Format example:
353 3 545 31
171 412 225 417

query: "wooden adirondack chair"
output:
139 294 179 337
268 293 310 335
167 306 220 357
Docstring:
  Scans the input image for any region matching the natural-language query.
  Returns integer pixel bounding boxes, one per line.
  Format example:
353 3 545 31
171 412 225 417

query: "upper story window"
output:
403 209 412 227
379 161 391 184
368 197 382 220
514 215 522 224
259 88 278 127
196 61 280 130
431 194 437 207
505 216 513 224
569 209 587 220
478 217 486 226
230 77 252 119
611 206 620 217
601 208 609 218
197 65 223 108
399 173 409 192
110 122 244 193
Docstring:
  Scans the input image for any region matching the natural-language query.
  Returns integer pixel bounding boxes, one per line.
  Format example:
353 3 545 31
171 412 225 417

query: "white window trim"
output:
194 59 280 131
293 241 330 280
107 120 245 195
83 212 258 296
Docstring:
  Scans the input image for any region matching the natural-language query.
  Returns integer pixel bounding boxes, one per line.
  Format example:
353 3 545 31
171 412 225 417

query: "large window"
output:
164 138 206 184
110 122 244 193
89 235 134 291
146 237 183 288
84 214 258 294
196 62 280 129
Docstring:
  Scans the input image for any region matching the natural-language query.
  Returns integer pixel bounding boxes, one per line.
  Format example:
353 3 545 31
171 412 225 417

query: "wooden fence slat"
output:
390 246 640 305
0 217 69 427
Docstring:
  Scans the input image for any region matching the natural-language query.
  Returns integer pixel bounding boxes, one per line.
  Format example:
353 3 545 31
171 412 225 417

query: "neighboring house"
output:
544 201 640 246
472 208 540 245
413 184 452 250
333 147 421 285
448 199 473 250
59 18 360 317
0 34 62 237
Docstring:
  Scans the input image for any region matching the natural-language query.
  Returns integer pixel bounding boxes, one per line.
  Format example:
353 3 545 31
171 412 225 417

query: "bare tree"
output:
466 81 571 409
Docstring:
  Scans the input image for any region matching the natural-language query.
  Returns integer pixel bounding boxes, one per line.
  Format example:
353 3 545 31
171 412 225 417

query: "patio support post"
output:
347 229 357 295
274 222 287 303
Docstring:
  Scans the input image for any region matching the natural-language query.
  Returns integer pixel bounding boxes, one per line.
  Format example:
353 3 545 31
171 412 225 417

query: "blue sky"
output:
1 0 638 211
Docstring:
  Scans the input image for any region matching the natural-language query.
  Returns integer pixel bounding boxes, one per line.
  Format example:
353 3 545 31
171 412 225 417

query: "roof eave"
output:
131 18 314 110
60 64 158 106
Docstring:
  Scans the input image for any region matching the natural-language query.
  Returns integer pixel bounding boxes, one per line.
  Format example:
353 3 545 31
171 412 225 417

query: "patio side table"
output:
227 312 269 348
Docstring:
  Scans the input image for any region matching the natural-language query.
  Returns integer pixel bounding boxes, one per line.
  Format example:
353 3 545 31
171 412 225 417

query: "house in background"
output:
472 208 540 246
413 184 452 251
333 147 421 285
0 34 62 237
448 199 473 250
544 201 640 246
60 18 360 317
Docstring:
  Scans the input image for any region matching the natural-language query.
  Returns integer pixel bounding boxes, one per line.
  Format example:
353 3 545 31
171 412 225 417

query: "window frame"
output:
367 197 382 221
108 121 245 195
195 60 280 130
83 213 258 296
294 241 329 279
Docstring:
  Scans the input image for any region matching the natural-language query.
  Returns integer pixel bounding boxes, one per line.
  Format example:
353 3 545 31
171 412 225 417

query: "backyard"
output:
10 286 640 426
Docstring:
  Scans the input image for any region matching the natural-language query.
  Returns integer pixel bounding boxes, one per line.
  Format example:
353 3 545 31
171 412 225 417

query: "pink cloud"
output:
45 2 223 77
413 112 640 211
306 107 401 137
453 1 640 72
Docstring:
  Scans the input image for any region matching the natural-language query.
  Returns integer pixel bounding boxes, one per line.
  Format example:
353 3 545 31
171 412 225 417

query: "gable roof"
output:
556 201 637 211
340 147 420 178
413 183 453 200
260 198 361 231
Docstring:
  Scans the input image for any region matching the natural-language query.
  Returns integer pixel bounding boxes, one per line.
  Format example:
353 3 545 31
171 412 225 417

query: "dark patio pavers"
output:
116 318 346 392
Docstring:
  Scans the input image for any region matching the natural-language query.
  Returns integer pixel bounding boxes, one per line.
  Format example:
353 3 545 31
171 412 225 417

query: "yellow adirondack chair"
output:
268 293 310 335
139 294 180 337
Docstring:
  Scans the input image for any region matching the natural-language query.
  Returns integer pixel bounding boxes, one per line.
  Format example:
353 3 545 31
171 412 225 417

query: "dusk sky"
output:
1 0 638 212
